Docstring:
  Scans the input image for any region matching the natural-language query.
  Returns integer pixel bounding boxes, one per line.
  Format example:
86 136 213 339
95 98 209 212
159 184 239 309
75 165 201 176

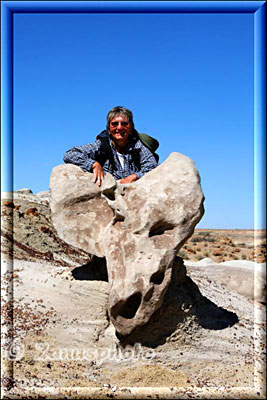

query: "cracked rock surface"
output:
50 153 205 336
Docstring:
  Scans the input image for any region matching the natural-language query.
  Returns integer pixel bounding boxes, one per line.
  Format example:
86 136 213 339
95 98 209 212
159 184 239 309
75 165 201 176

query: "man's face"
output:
109 114 131 149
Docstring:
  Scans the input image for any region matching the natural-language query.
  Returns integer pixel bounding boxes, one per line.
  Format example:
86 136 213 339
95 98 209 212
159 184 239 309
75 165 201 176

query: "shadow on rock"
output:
72 256 108 282
117 257 239 348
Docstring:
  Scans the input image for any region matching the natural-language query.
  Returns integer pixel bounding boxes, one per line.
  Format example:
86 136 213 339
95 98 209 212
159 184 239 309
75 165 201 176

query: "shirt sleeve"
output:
135 144 158 179
63 140 102 172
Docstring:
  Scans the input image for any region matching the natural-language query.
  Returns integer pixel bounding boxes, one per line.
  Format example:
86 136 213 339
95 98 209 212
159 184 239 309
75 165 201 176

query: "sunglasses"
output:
110 121 130 127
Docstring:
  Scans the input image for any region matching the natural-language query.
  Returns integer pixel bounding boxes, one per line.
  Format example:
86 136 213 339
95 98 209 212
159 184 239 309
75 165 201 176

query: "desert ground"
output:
1 191 266 399
180 228 266 264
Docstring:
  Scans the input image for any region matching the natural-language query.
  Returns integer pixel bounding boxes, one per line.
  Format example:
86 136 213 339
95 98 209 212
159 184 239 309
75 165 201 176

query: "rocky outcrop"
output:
50 152 205 336
1 190 91 266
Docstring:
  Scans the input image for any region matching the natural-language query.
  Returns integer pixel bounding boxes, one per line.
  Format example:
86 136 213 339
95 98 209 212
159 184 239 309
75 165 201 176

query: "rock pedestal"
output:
50 152 204 336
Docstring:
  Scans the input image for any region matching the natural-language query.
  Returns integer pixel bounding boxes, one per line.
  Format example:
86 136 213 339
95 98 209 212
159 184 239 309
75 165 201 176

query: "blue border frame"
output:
1 1 266 398
254 3 266 230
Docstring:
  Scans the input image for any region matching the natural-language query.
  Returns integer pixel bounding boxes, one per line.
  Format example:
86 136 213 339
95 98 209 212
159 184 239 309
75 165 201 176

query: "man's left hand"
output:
119 174 138 184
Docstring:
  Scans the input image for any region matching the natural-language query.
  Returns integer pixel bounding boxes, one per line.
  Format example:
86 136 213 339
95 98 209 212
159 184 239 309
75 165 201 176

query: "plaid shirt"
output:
63 133 158 180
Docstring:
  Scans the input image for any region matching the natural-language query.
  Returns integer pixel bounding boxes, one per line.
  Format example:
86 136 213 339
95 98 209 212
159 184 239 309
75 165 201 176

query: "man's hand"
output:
92 161 105 187
119 174 138 184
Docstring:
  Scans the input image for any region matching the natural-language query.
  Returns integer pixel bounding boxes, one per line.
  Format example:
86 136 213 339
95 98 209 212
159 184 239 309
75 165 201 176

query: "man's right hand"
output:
92 161 105 187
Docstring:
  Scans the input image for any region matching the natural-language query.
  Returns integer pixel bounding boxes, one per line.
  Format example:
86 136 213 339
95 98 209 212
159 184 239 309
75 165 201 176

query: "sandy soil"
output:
1 255 266 399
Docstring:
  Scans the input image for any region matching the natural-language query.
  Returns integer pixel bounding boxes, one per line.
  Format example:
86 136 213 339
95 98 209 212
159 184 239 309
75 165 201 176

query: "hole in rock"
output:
149 221 175 237
113 214 125 226
72 256 108 282
144 286 154 302
119 292 142 319
104 191 115 201
150 270 165 285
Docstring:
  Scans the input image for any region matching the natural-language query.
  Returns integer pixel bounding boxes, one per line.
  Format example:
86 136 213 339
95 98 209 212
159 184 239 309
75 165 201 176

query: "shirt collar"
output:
108 133 140 152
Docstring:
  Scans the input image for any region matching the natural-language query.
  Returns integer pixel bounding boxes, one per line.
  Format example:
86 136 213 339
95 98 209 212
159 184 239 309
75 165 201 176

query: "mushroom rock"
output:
50 152 205 336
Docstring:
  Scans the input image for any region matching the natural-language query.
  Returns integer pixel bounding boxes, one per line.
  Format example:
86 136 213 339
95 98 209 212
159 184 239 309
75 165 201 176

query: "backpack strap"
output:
134 130 159 163
96 130 115 167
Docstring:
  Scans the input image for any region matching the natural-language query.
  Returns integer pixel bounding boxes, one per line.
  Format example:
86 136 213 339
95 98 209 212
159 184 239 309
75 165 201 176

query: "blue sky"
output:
8 10 259 228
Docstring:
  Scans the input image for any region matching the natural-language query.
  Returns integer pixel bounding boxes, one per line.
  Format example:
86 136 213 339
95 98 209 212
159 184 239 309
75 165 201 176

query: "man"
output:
63 106 158 186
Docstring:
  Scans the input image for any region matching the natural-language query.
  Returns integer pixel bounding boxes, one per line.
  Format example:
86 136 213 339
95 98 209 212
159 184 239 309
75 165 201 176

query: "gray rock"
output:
50 153 205 336
1 190 44 204
36 190 50 202
16 188 33 194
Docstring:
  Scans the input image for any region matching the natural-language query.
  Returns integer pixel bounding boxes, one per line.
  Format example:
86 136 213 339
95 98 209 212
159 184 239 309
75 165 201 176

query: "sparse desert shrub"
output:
191 237 202 243
187 247 196 254
196 247 201 251
234 256 238 260
242 254 247 260
198 231 210 236
213 249 222 256
205 237 216 243
178 250 189 260
197 255 202 261
204 251 209 257
191 236 216 243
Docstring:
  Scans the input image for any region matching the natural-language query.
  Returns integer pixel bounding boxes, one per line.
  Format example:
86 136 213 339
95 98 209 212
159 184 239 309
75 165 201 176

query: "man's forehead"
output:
110 113 129 121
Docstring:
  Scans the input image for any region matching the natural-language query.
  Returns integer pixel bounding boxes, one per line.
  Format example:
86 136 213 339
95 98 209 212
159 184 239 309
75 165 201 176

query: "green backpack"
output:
138 133 159 163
